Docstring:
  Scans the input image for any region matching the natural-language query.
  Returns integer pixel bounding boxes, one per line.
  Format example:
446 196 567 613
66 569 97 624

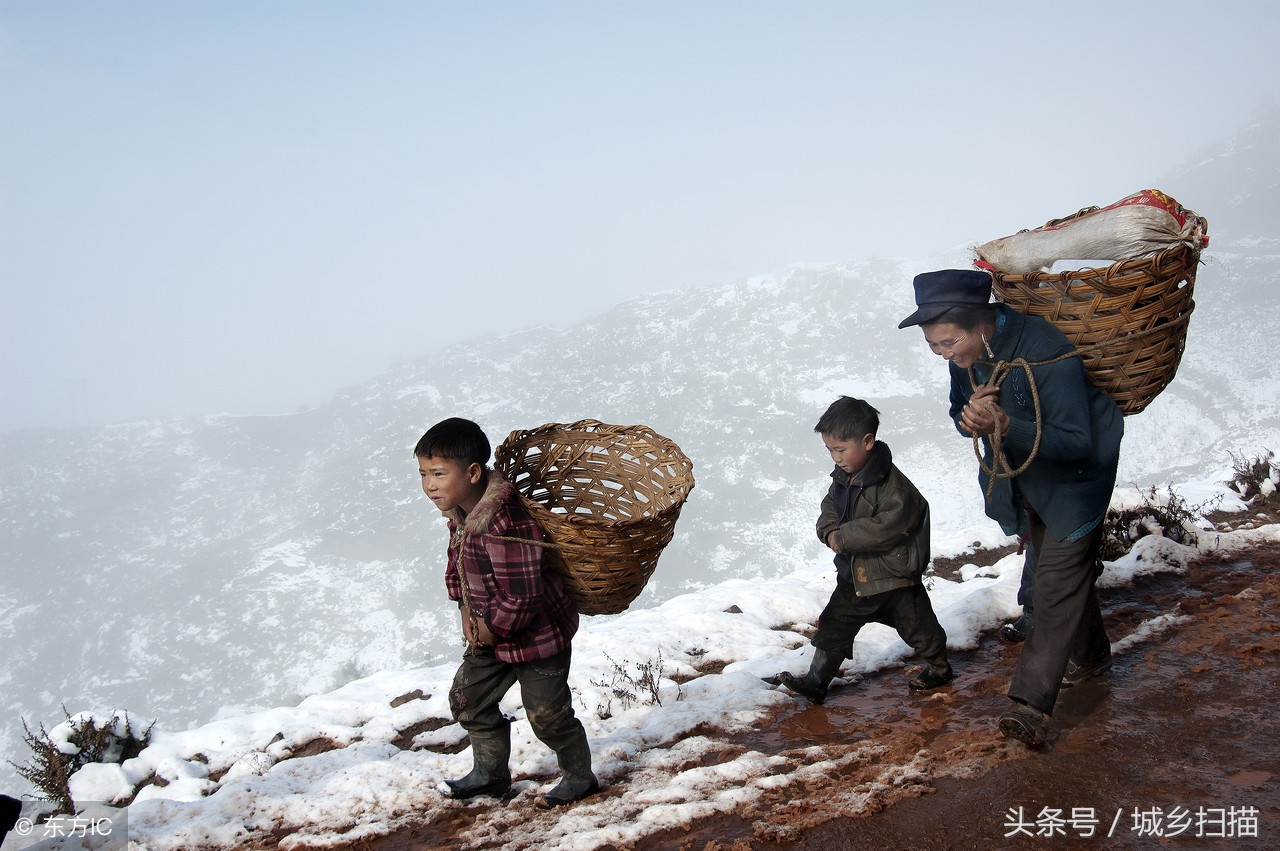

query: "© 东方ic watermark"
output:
11 803 128 850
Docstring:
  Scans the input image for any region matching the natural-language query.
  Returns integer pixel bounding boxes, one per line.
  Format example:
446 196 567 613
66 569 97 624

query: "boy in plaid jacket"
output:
416 417 597 808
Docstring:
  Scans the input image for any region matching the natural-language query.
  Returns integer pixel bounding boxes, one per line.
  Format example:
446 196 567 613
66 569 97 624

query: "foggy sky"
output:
2 1 1277 431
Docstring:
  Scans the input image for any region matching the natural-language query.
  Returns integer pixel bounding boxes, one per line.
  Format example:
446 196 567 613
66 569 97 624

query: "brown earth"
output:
335 499 1280 851
633 545 1280 851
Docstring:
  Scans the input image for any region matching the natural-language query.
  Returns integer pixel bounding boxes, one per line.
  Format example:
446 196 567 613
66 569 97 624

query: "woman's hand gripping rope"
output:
966 358 1045 504
959 318 1191 502
961 385 1009 438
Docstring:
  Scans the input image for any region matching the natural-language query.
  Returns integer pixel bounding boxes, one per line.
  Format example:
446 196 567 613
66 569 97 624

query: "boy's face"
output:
418 455 485 514
822 431 876 476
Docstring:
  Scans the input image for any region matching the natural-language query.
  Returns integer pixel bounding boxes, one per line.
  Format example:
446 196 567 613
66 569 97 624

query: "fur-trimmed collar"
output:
446 469 516 535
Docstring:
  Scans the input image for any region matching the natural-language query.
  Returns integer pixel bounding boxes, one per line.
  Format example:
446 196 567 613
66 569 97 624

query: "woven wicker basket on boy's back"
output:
494 420 695 616
987 203 1208 416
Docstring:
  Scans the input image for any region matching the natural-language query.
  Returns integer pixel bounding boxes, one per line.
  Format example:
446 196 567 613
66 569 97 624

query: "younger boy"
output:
415 417 598 808
778 396 953 704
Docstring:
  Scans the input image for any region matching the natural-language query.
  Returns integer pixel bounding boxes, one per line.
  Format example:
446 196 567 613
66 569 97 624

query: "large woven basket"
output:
493 420 695 616
989 206 1207 416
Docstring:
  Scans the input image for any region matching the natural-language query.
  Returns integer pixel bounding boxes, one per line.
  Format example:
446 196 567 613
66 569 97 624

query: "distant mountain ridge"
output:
2 110 1278 794
1169 101 1280 252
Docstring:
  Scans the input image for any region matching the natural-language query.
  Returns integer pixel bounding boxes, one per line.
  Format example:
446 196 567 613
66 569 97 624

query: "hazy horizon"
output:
3 95 1278 796
3 1 1278 431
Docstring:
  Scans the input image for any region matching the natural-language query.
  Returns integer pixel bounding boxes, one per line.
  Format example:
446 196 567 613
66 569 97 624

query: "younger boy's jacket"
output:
444 471 578 664
816 441 931 598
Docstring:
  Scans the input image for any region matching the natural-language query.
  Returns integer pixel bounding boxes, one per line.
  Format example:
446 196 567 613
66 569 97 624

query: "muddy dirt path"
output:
631 548 1280 851
338 543 1279 851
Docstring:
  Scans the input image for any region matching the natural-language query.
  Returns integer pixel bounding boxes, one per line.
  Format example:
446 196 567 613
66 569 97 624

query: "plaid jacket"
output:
443 471 578 663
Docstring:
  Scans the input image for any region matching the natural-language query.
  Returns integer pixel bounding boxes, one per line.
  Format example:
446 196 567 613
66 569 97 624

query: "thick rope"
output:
964 317 1189 503
967 358 1045 504
485 532 558 549
450 528 484 648
451 529 562 647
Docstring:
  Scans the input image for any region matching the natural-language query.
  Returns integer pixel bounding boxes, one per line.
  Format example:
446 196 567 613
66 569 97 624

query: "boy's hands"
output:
475 621 498 646
826 531 840 553
961 385 1010 438
460 603 498 647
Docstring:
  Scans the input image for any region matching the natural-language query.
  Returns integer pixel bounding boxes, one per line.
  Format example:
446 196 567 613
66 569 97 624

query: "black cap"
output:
897 269 994 329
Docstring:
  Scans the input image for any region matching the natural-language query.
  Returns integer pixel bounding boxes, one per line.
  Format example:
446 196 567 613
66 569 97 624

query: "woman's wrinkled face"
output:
922 321 987 369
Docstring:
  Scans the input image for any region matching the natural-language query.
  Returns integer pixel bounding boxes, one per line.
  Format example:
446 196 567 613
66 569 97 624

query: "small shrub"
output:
1228 449 1276 501
13 718 73 814
590 651 682 720
1099 485 1219 561
10 708 154 814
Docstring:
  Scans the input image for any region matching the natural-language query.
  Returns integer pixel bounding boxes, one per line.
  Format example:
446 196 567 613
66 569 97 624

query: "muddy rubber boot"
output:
446 734 512 800
909 659 955 691
999 703 1050 749
778 648 844 705
1000 612 1032 643
537 735 599 809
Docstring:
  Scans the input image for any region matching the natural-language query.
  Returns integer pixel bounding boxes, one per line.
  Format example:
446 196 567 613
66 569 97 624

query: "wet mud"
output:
333 542 1280 851
637 548 1280 851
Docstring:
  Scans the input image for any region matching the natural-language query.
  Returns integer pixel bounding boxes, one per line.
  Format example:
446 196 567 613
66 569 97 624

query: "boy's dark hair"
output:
413 417 491 466
814 396 880 442
925 303 998 332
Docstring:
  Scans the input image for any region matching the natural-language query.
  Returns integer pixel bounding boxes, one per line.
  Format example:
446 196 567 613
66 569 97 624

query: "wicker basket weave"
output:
989 206 1207 416
494 420 695 616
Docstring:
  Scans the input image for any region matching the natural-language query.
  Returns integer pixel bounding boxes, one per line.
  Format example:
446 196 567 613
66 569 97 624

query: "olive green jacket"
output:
816 441 931 597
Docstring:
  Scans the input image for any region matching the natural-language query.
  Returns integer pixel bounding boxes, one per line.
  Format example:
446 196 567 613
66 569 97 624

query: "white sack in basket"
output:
975 190 1207 275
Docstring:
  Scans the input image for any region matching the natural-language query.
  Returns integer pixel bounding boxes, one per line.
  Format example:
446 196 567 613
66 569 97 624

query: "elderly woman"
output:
899 269 1123 747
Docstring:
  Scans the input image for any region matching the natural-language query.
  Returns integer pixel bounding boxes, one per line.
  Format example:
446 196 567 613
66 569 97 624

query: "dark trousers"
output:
1008 513 1111 714
813 580 948 666
449 645 588 754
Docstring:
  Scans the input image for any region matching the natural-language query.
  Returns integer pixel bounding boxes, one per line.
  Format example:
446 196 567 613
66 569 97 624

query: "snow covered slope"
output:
2 110 1278 798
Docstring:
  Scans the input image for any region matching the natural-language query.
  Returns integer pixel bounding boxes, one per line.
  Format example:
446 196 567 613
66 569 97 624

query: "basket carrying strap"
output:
965 317 1191 502
485 533 558 549
453 530 568 646
452 528 484 649
460 532 565 636
967 358 1044 505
